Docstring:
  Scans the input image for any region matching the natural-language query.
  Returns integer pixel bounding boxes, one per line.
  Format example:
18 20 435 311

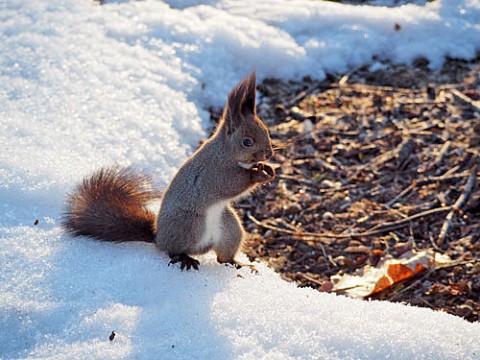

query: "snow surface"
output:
1 0 480 358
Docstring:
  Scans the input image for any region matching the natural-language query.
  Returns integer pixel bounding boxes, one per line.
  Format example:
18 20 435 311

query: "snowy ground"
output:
1 0 480 359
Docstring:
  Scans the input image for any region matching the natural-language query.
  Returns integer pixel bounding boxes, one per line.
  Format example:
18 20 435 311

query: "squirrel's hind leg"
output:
215 207 258 273
168 253 200 271
157 209 203 270
214 207 244 264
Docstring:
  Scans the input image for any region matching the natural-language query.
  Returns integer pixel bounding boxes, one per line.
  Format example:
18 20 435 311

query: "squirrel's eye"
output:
242 137 254 147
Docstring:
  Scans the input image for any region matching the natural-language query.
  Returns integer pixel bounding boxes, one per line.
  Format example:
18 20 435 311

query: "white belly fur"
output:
197 200 228 250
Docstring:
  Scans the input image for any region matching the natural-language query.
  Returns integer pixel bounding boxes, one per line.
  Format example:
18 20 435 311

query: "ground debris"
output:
330 249 452 298
212 59 480 322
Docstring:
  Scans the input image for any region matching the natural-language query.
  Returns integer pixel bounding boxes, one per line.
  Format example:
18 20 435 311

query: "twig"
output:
417 297 435 309
318 242 330 270
435 141 451 166
281 128 360 147
386 182 417 207
278 176 374 195
296 273 324 287
367 206 451 232
437 164 478 245
428 232 443 252
436 257 480 270
248 206 452 242
341 82 415 93
388 268 435 301
450 88 480 111
386 172 471 207
278 174 314 187
285 83 327 107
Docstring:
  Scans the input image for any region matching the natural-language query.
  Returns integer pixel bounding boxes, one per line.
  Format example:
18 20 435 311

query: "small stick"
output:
285 82 326 107
296 272 324 287
318 242 330 270
435 141 451 166
386 182 417 207
278 176 374 195
248 206 452 242
386 172 471 207
343 82 414 93
437 164 477 245
278 174 314 187
450 88 480 111
428 232 443 252
367 206 451 232
389 269 435 301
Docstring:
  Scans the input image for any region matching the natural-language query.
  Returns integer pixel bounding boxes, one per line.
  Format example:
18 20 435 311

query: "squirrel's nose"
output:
256 149 273 161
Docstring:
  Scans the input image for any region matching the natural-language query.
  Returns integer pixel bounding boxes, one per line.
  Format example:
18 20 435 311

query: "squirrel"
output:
62 72 275 271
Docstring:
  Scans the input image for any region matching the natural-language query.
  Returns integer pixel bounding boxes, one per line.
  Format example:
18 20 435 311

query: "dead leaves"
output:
331 250 451 298
229 60 480 322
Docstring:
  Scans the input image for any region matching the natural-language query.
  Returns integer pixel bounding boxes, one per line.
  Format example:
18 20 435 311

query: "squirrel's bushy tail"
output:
62 167 159 243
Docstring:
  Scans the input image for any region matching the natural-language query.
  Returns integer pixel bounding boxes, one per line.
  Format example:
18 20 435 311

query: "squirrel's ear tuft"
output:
223 71 257 135
238 71 256 117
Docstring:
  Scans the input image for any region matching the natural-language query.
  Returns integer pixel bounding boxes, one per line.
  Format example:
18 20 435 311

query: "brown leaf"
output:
331 250 451 298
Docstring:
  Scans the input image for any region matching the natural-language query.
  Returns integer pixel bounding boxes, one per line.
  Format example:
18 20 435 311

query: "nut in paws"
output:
252 163 275 183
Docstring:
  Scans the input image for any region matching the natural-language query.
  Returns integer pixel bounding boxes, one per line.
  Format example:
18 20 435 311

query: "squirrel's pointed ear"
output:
238 71 256 117
223 72 257 135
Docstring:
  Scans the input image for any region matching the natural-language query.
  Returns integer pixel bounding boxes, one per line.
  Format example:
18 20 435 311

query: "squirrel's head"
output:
219 72 273 169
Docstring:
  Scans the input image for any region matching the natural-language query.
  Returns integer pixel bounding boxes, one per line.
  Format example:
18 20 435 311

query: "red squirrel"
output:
62 72 275 270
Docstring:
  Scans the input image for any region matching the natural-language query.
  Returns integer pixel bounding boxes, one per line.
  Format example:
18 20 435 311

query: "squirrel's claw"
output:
168 253 200 271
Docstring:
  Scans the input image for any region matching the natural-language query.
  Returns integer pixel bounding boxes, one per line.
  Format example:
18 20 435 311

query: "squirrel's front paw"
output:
251 163 276 184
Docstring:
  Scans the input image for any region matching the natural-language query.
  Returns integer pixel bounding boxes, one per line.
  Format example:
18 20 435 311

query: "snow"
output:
1 0 479 358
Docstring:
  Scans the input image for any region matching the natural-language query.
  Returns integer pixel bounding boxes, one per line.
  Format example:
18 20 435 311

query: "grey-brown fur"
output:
62 72 275 269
